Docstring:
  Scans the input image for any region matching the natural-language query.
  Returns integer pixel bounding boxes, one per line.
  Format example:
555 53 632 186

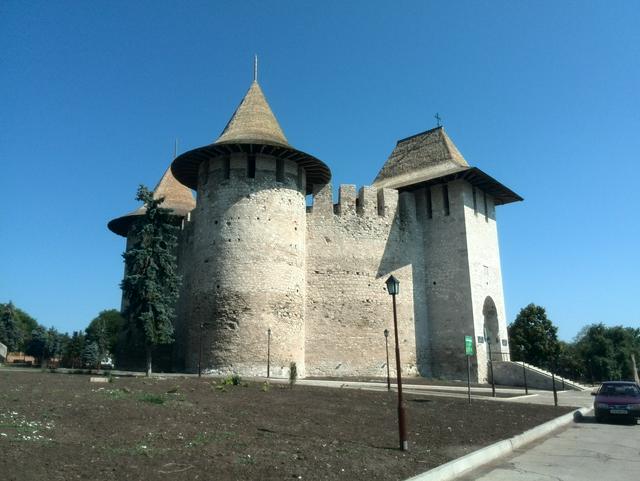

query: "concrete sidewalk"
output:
458 414 640 481
295 378 594 407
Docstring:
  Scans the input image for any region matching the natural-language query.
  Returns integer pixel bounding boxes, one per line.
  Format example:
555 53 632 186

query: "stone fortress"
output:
108 72 522 383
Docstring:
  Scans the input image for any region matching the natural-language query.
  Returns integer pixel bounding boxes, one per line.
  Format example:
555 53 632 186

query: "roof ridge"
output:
396 126 443 145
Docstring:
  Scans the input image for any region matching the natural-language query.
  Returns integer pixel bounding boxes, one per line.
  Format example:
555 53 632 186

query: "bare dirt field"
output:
0 370 574 481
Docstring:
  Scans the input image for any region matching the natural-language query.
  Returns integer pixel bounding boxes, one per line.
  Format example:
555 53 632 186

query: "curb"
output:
405 406 592 481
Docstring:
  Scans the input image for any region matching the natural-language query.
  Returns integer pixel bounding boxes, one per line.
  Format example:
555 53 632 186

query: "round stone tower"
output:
172 78 330 377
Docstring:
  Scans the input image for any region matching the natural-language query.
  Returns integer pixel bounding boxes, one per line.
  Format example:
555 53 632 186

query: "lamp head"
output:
384 329 389 338
385 275 400 296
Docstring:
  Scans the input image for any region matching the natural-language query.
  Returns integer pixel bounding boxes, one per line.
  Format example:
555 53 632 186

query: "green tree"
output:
0 302 23 352
556 340 583 381
82 341 100 369
575 323 640 382
0 302 39 352
508 303 560 370
45 327 64 362
121 186 180 376
62 331 85 368
13 307 39 351
86 309 124 358
25 326 48 366
56 332 71 366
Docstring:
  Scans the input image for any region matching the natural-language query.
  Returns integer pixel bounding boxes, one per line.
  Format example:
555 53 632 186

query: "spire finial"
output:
253 54 258 82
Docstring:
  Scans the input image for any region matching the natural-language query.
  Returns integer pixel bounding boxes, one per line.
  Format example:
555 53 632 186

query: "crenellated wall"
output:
168 177 509 382
304 183 426 378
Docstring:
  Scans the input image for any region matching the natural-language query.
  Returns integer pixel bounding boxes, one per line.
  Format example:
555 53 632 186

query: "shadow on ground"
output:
574 412 638 426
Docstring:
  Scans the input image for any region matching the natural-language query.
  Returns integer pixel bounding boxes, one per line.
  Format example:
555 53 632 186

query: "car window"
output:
600 384 640 396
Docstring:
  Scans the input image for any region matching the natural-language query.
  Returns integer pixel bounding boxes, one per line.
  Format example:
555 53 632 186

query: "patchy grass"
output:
186 430 235 448
0 411 54 442
137 392 167 405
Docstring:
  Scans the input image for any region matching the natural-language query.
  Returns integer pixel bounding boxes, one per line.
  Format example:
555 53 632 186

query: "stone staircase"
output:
491 360 590 391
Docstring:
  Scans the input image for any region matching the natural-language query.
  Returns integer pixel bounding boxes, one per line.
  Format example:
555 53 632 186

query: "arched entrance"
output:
483 297 500 361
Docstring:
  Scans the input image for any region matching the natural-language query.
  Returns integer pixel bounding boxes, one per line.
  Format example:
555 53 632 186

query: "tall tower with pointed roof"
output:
373 126 522 380
171 77 330 377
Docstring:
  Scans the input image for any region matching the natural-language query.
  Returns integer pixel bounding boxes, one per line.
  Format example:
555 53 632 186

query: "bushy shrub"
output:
221 373 242 386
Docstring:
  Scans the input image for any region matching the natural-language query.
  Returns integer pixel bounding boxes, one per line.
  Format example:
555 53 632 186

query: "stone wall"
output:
412 180 510 382
182 152 307 377
304 183 423 377
172 216 196 370
417 181 475 381
462 183 511 382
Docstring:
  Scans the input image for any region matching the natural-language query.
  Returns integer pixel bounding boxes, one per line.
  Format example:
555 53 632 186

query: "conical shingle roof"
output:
108 165 196 237
216 81 289 147
171 80 330 194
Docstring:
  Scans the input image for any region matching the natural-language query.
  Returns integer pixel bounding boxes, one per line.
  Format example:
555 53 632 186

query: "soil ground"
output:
0 370 574 481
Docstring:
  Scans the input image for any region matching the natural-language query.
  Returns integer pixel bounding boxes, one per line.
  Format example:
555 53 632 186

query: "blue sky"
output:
1 1 638 341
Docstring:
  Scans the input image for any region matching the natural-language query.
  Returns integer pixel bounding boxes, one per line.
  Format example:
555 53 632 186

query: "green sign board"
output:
465 335 474 356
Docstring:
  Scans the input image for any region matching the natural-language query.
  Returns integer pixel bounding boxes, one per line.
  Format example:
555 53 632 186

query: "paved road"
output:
459 414 640 481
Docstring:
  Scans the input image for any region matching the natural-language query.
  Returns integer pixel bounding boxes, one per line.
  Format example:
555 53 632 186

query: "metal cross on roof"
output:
434 112 442 127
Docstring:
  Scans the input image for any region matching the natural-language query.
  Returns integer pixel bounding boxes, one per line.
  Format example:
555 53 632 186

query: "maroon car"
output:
592 381 640 423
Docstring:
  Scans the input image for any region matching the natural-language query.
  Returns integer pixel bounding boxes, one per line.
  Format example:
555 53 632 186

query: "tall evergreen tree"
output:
82 341 100 369
121 185 180 376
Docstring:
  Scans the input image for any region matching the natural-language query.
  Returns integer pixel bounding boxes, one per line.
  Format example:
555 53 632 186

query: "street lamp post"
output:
520 346 528 395
558 356 565 390
267 328 271 378
198 322 205 378
485 328 496 397
384 329 391 391
386 275 408 452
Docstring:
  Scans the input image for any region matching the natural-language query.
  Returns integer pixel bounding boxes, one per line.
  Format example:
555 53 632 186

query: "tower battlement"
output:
196 152 306 193
307 183 414 221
